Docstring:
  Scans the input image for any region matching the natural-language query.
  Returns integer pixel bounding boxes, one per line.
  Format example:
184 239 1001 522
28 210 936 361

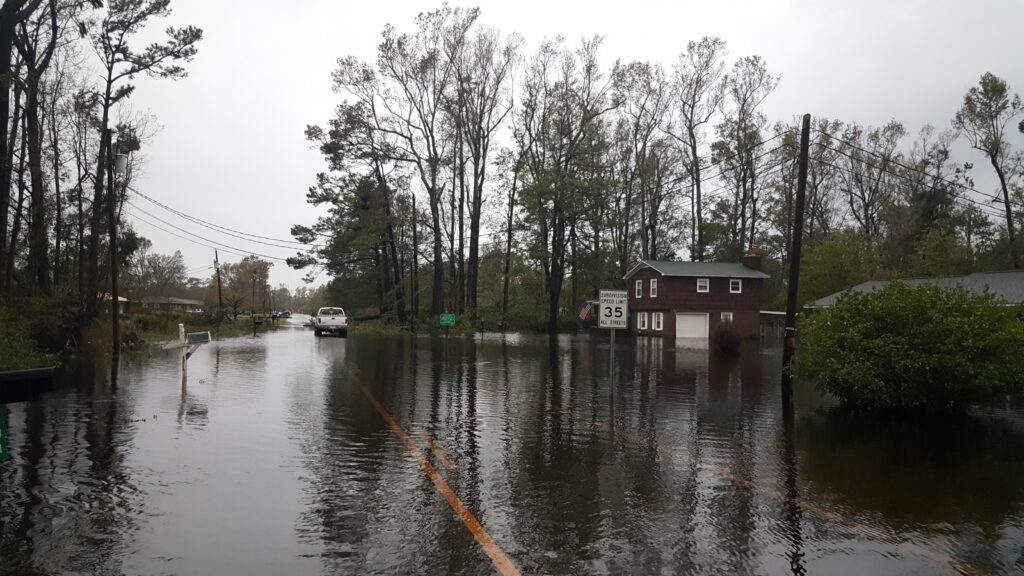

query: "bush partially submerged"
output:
713 323 742 356
794 281 1024 411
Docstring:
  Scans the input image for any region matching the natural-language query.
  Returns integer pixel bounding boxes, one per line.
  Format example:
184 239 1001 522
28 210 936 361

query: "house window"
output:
730 279 742 293
638 312 648 330
653 312 663 331
721 311 733 323
650 278 657 297
697 278 710 293
636 279 643 298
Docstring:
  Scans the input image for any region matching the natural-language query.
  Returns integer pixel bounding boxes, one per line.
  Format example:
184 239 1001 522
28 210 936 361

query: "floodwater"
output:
2 318 1024 575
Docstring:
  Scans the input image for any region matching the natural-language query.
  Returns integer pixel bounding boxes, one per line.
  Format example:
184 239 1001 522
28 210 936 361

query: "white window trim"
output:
697 278 710 293
721 311 733 323
638 311 648 330
653 312 663 331
650 278 657 297
635 279 643 298
730 279 742 294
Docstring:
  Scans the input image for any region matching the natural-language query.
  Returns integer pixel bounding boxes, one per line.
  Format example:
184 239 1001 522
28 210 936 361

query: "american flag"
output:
578 302 593 320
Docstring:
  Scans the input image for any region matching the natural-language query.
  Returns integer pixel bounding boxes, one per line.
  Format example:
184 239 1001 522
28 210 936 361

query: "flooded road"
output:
3 320 1024 575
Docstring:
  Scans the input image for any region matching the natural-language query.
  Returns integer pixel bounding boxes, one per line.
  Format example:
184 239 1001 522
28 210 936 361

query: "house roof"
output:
623 259 770 280
139 296 204 306
811 271 1024 307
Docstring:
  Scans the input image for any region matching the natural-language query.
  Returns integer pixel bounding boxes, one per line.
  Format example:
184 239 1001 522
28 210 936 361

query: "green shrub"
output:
0 300 57 370
713 323 742 356
794 281 1024 411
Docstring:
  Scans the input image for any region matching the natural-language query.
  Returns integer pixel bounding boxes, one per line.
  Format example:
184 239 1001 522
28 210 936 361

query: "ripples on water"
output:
2 324 1024 575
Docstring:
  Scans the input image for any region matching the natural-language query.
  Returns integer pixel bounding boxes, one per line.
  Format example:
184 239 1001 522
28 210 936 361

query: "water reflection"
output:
1 354 139 575
1 331 1023 575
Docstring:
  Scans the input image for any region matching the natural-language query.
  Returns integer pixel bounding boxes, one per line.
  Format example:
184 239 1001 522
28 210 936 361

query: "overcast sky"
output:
124 0 1024 290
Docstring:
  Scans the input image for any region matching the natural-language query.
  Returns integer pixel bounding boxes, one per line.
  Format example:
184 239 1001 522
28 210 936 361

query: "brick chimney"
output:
742 249 762 271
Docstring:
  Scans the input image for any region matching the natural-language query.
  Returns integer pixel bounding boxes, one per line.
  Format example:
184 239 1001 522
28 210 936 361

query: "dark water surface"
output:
2 319 1024 575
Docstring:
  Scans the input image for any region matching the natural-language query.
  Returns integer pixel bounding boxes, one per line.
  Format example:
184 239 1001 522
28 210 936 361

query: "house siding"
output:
627 267 764 339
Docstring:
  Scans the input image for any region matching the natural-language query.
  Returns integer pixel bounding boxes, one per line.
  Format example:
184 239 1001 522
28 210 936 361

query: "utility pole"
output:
107 130 119 359
214 249 223 315
782 114 812 408
251 275 256 316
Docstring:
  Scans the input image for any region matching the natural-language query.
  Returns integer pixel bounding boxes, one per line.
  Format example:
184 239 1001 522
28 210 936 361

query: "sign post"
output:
598 289 628 384
439 314 456 356
161 324 211 386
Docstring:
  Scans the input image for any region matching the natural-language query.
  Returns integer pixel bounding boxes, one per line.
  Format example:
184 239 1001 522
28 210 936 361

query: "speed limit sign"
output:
598 289 628 329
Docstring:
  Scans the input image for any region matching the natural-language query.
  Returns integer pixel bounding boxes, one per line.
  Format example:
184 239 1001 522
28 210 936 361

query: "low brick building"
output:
623 253 769 340
137 296 204 312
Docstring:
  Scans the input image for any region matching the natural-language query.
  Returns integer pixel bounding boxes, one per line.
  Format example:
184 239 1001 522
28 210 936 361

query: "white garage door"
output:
675 313 709 339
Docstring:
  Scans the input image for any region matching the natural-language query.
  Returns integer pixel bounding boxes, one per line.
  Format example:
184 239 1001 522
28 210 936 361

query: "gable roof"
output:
139 296 204 306
811 271 1024 307
623 259 770 280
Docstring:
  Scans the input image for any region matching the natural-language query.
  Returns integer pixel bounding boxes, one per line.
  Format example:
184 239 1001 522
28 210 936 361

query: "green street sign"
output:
439 314 456 327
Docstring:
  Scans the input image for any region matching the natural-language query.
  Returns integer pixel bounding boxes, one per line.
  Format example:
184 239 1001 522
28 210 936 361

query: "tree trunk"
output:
85 123 110 319
411 193 420 331
6 121 26 288
24 78 50 293
374 245 384 312
991 156 1020 269
1 77 21 291
547 210 565 333
688 130 704 261
0 22 13 291
49 84 60 287
75 146 84 303
107 141 119 355
500 174 517 327
457 153 465 315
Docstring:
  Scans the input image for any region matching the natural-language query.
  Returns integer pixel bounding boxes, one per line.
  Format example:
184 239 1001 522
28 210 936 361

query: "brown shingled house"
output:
623 252 769 341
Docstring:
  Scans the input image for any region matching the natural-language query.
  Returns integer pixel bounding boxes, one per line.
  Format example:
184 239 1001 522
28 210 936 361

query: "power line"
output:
132 188 325 247
129 210 260 260
810 147 1007 222
811 127 1024 213
661 129 796 189
127 203 295 263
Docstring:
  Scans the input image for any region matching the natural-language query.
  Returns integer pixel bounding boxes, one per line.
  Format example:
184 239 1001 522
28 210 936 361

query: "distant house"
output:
811 271 1024 308
623 252 770 340
100 293 129 315
137 296 204 312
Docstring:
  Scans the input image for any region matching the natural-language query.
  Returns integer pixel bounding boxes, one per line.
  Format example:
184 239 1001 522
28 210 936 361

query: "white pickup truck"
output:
313 307 348 337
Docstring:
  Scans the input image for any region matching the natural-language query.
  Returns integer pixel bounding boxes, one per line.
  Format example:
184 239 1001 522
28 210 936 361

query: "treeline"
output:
0 0 200 331
295 6 1023 331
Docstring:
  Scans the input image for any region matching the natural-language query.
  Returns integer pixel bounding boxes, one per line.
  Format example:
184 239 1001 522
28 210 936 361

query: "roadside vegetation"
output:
0 301 56 370
124 311 274 345
2 2 1024 369
290 6 1024 335
794 282 1024 412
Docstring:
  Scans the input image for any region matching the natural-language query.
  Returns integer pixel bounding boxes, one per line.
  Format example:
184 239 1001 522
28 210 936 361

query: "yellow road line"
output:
550 403 990 576
413 425 458 469
352 372 520 576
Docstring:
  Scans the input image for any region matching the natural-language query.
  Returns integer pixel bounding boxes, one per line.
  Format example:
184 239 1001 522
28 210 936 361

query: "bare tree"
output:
666 37 727 261
373 5 477 315
516 36 616 332
14 0 57 293
837 121 905 240
449 24 518 321
954 72 1024 269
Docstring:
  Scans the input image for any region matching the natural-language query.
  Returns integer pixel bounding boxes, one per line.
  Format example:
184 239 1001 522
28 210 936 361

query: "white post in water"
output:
179 323 187 382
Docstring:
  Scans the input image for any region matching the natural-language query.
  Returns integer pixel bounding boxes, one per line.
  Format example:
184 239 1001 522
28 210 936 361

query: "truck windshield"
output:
319 308 345 316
